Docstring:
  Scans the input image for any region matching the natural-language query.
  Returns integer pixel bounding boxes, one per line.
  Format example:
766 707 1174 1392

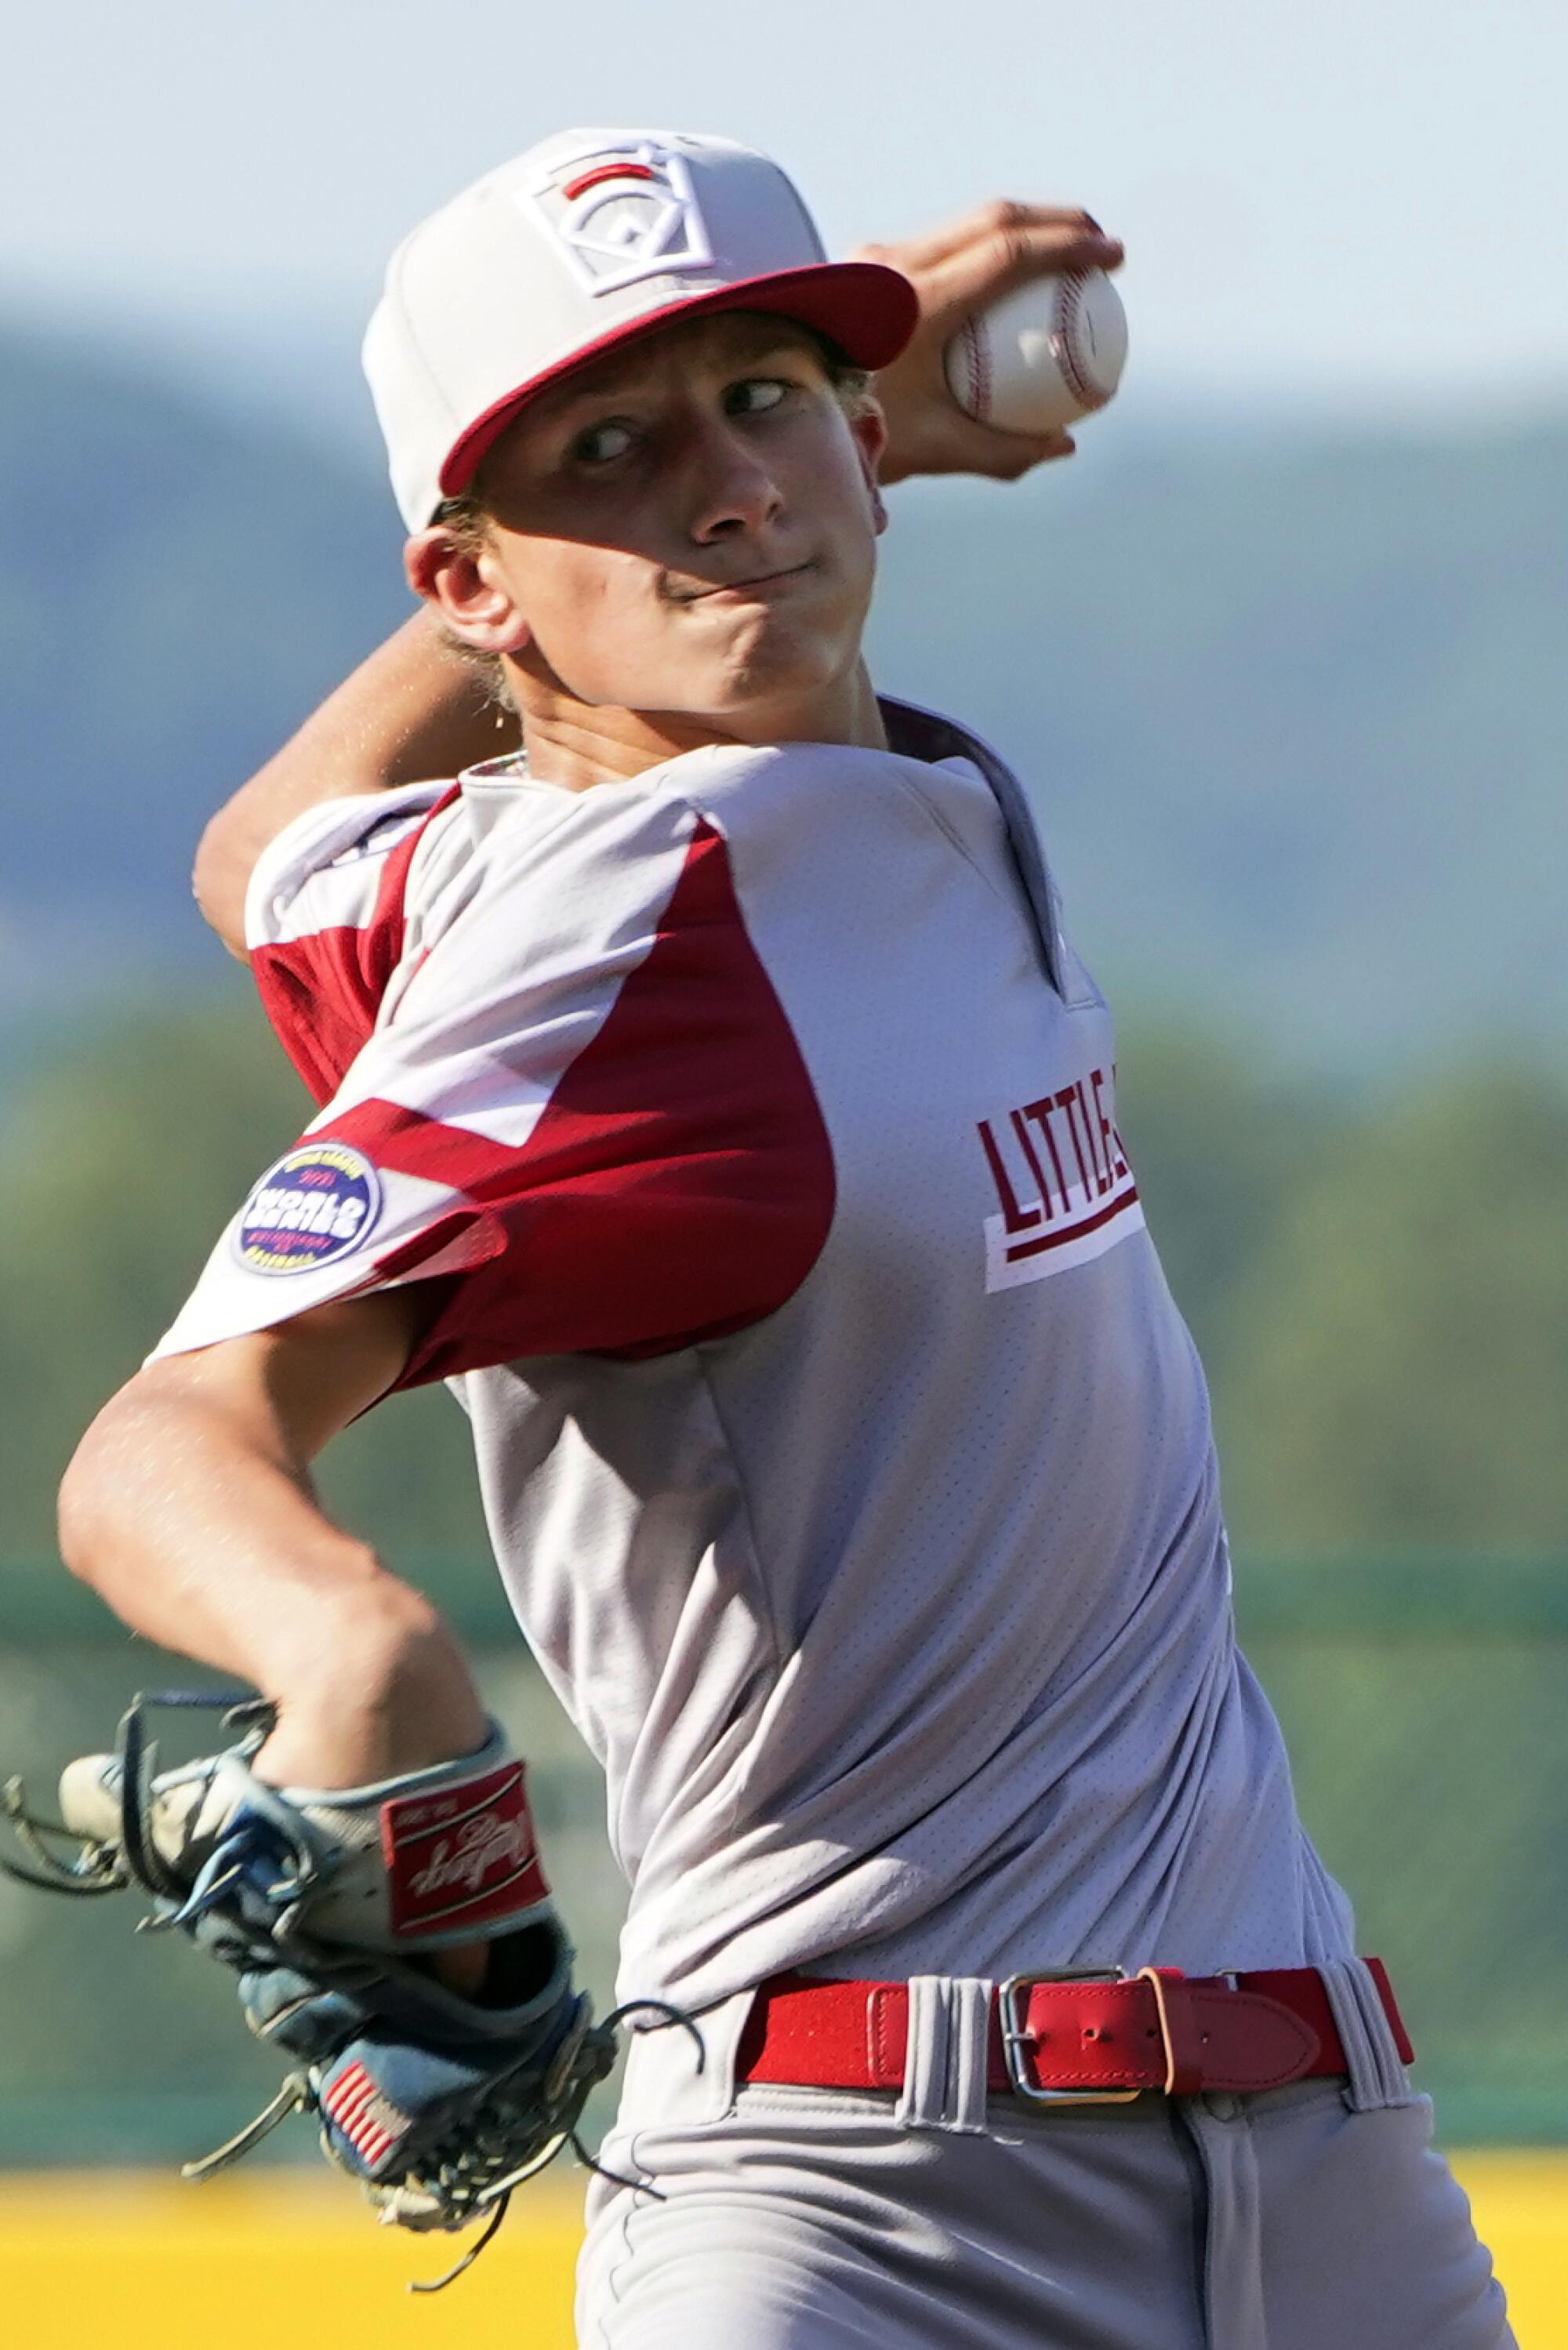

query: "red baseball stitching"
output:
1054 273 1111 414
959 316 991 423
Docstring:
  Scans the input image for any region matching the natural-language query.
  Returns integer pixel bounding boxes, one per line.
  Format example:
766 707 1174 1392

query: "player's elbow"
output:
56 1373 176 1594
56 1397 129 1591
191 808 252 962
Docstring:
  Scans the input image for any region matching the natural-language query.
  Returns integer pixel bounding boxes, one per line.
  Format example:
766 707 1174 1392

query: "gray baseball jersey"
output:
155 698 1357 2014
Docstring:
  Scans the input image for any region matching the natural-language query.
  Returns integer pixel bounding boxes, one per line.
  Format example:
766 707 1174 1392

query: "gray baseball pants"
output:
576 1966 1512 2349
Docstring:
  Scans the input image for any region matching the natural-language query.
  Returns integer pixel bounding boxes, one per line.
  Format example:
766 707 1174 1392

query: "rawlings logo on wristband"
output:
381 1760 550 1939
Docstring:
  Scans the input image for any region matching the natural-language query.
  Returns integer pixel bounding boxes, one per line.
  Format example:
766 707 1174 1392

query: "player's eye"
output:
570 418 637 466
723 376 790 418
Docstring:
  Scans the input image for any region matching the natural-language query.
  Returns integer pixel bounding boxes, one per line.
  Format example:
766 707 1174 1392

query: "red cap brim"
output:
438 259 918 503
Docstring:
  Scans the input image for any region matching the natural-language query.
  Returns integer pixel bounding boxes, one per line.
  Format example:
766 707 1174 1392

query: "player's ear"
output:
405 525 532 656
849 401 890 536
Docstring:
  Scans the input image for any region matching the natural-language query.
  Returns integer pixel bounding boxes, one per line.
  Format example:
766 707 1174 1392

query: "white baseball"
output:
943 268 1128 434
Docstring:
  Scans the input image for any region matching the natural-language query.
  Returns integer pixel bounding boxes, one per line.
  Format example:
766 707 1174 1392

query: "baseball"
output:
944 267 1128 434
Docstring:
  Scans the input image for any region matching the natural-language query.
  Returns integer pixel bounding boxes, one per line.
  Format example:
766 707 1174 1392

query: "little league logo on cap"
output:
526 139 714 298
363 126 920 531
234 1143 383 1277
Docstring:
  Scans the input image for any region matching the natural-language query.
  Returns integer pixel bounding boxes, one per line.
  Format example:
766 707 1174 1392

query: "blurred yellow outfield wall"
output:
0 2159 1563 2349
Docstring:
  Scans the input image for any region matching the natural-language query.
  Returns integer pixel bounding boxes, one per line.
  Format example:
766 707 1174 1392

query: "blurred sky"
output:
5 0 1568 459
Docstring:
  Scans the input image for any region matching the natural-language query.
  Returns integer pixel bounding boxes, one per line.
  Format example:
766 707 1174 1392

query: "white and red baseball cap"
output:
364 128 920 531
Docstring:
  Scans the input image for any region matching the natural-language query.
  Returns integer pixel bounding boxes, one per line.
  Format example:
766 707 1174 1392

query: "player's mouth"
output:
673 561 817 605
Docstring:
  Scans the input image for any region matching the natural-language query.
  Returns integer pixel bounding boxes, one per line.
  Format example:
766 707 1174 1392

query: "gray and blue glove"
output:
2 1693 637 2286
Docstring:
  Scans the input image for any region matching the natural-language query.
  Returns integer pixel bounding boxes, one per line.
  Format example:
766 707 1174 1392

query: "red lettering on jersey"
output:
1009 1107 1056 1222
977 1117 1041 1232
979 1062 1143 1287
1083 1074 1114 1196
1053 1085 1096 1203
1022 1096 1071 1212
1106 1062 1130 1181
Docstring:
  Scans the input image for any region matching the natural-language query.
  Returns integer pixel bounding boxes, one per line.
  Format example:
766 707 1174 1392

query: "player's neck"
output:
510 659 888 792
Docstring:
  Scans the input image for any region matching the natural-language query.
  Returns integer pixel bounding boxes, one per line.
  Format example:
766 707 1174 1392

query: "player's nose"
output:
684 416 786 544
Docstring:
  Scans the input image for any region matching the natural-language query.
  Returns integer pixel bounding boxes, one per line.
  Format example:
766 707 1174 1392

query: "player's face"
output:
444 313 887 725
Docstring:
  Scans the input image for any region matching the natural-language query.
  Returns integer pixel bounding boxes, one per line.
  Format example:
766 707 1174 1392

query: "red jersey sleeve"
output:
244 782 457 1104
154 786 835 1386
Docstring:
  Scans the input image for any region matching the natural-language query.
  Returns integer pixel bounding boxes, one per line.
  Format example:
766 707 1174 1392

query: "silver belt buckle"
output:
998 1965 1143 2106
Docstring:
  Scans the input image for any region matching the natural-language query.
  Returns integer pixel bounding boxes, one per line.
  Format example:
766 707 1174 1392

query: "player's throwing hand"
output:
858 201 1124 482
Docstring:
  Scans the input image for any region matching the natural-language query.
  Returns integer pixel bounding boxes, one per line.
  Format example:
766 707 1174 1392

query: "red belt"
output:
736 1960 1413 2103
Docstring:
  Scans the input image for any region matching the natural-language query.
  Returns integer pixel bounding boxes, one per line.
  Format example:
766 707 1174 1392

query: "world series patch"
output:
234 1142 383 1277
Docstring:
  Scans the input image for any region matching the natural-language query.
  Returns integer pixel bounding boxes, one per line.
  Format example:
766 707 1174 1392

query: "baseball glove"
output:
2 1691 678 2288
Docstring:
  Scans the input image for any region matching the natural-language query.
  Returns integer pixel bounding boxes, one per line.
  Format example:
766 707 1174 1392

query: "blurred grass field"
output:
0 2155 1561 2348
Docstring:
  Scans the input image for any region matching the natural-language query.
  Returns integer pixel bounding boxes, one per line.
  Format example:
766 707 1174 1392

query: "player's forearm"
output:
57 1341 486 1785
193 612 516 959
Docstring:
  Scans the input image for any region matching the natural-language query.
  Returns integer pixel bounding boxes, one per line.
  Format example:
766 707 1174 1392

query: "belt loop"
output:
1135 1966 1205 2095
895 1975 994 2134
1316 1959 1418 2112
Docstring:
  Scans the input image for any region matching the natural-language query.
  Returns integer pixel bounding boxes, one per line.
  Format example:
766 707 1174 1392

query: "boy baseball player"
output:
59 129 1511 2347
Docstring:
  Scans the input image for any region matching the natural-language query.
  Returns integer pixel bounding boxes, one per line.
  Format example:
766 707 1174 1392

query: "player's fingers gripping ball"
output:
1 1694 642 2287
945 267 1128 434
